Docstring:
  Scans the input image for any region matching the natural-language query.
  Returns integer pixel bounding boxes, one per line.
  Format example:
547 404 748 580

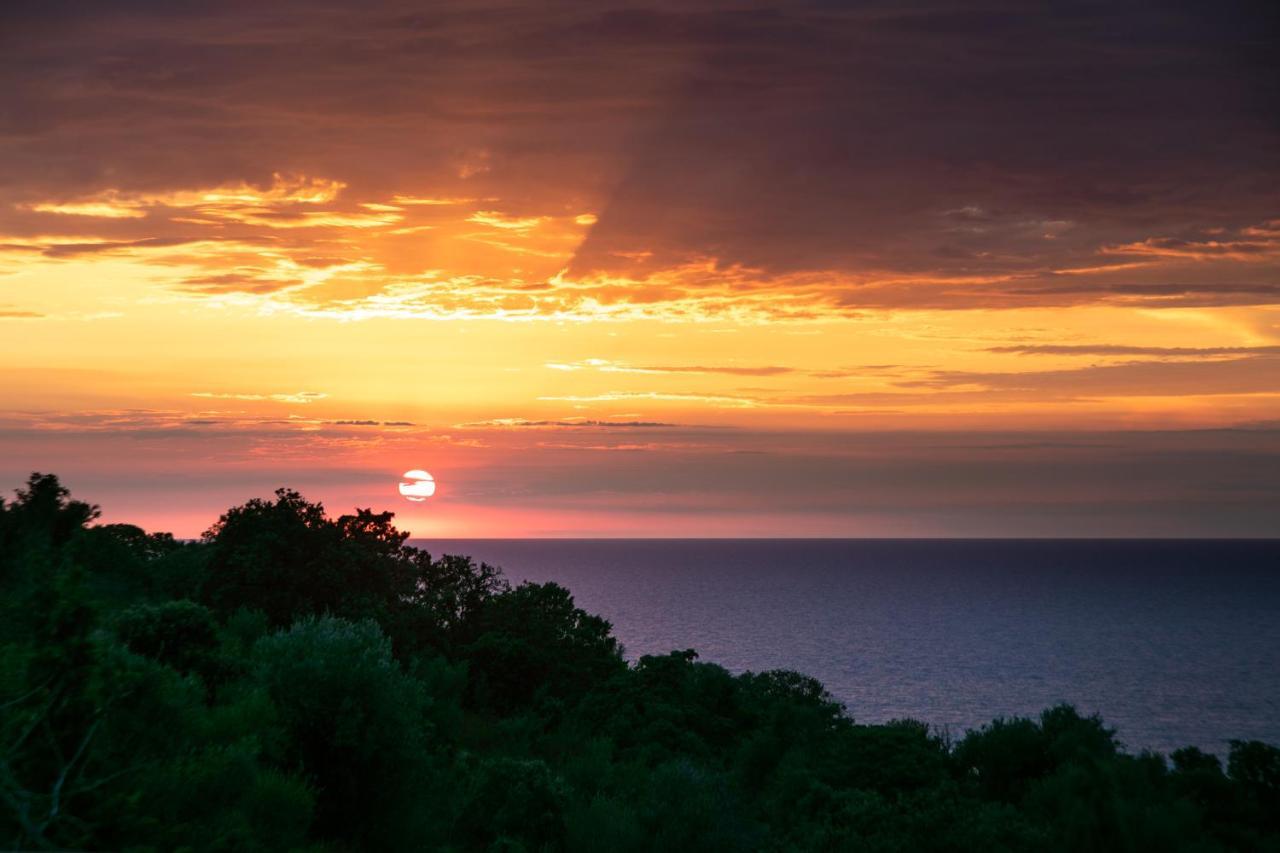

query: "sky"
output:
1 0 1278 537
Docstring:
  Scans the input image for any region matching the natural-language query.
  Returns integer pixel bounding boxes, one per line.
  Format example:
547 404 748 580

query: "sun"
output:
398 469 436 502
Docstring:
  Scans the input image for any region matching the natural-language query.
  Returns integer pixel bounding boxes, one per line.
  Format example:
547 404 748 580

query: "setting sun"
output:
398 469 437 502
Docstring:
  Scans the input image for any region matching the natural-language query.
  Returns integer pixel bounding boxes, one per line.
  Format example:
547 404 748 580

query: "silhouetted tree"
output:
252 616 453 848
3 472 1279 852
113 600 226 685
465 582 624 714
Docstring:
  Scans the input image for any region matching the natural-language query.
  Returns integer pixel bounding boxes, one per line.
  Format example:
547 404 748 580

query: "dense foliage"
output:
2 473 1277 851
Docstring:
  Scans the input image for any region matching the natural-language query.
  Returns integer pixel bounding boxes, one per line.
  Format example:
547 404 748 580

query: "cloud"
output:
894 355 1280 398
1005 281 1280 308
178 272 305 295
390 196 477 207
537 391 762 408
808 365 914 379
1101 233 1280 261
637 364 794 376
28 202 147 219
565 4 1280 287
422 425 1280 535
324 419 416 426
987 345 1280 358
190 391 328 404
0 407 426 439
456 417 679 429
23 174 345 219
545 358 794 376
21 173 400 232
39 237 201 258
0 1 1273 321
467 211 546 231
5 405 1279 536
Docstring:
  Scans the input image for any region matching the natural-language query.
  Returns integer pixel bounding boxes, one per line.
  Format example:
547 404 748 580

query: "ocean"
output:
414 539 1280 756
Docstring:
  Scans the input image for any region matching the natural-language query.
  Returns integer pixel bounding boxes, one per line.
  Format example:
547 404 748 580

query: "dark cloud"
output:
568 1 1280 282
1 0 1274 311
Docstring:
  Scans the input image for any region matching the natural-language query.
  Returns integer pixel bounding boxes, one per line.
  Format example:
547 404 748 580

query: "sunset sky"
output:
2 0 1278 537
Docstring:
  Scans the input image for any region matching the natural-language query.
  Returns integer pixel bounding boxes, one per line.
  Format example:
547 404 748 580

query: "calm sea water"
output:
414 539 1280 755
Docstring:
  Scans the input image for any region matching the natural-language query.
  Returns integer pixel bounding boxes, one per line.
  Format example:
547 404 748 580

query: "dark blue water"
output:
415 539 1280 755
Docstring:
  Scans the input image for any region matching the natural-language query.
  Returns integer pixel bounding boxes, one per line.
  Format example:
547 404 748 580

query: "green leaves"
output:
253 617 452 848
3 473 1280 851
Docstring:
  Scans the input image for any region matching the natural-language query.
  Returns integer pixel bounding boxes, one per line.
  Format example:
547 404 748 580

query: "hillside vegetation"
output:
2 474 1277 851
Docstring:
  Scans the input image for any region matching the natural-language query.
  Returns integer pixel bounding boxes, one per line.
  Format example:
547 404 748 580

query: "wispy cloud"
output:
455 417 678 429
894 355 1280 397
537 391 762 408
467 211 546 232
545 359 794 376
987 344 1280 358
191 391 328 404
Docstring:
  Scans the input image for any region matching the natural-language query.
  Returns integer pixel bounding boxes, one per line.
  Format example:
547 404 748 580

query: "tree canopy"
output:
1 473 1276 851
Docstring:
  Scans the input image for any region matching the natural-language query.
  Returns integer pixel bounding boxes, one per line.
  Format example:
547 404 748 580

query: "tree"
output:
0 473 98 560
252 616 454 848
199 490 507 660
464 582 625 714
3 473 1280 851
113 600 226 686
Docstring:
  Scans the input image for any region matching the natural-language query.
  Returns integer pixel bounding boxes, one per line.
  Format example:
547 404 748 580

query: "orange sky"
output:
1 1 1278 536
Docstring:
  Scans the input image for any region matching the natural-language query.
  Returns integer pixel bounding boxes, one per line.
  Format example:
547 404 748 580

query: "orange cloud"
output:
191 391 328 404
467 211 546 231
23 174 346 220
